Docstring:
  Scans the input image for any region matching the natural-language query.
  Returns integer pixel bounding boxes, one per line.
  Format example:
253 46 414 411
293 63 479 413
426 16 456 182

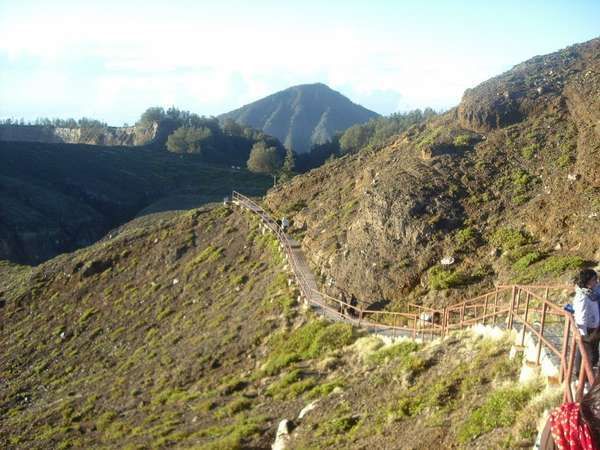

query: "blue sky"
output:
0 0 598 125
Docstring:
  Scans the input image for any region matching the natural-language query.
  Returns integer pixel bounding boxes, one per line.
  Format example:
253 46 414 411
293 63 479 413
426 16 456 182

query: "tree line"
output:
295 108 438 172
0 117 110 128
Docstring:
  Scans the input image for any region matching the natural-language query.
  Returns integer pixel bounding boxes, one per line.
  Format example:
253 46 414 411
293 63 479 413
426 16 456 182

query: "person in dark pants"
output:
573 269 600 377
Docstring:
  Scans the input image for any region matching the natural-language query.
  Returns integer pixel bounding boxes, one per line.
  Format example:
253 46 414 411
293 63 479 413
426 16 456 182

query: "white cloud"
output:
0 3 509 121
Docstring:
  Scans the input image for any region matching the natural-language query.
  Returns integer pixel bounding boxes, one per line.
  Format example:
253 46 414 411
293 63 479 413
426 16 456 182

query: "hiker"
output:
539 379 600 449
573 269 600 377
349 294 358 318
281 217 289 231
339 291 348 316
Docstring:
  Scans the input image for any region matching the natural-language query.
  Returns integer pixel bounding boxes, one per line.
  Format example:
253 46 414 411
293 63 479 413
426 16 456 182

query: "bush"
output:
521 144 539 160
428 266 472 290
512 252 543 272
453 134 471 147
489 228 531 251
457 386 536 443
455 227 477 247
247 142 283 174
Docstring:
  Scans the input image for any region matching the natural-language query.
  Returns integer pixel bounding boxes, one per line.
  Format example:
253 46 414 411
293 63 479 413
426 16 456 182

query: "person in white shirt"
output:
573 269 600 377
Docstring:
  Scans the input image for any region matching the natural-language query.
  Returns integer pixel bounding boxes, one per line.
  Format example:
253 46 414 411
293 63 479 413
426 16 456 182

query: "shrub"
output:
457 386 537 443
489 228 531 251
521 144 539 160
428 266 472 290
455 227 477 247
453 134 471 147
540 256 584 275
512 252 543 272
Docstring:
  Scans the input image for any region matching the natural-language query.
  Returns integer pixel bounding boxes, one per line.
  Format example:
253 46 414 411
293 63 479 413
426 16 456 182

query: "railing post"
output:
559 317 571 384
535 303 547 365
520 292 530 346
507 286 516 331
442 307 447 338
565 330 577 403
492 288 499 325
482 295 488 326
413 315 417 339
460 304 465 329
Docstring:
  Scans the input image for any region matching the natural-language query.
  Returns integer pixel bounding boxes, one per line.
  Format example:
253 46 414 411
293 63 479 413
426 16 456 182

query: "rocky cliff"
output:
0 123 158 146
264 38 600 307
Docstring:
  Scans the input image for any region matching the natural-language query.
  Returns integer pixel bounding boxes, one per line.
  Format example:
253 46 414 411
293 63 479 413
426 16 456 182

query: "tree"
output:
166 126 213 155
139 107 166 127
279 147 296 182
247 142 282 174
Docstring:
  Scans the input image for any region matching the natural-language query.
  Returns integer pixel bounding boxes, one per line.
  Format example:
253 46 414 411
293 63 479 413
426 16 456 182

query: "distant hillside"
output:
265 38 600 305
220 83 379 154
0 141 271 264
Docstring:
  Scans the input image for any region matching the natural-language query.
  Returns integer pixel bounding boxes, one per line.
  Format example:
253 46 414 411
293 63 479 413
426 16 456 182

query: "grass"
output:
262 321 357 375
457 384 540 443
367 341 421 366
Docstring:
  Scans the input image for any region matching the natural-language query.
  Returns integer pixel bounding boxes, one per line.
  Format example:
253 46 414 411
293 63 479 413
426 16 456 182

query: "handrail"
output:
231 191 593 404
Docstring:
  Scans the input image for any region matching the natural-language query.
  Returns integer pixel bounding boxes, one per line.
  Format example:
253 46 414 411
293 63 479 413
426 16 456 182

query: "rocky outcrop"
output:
0 123 158 146
266 37 600 308
457 38 599 132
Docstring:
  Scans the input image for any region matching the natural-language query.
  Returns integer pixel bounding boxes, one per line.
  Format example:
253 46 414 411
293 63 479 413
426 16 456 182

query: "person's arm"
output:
592 285 600 302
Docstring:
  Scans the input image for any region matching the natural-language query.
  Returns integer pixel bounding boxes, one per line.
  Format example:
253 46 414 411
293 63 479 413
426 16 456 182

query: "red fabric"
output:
550 402 597 450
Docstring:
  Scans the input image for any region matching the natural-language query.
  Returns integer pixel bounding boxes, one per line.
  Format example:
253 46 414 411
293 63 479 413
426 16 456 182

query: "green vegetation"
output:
490 227 532 251
454 226 477 247
428 265 473 290
296 109 437 171
521 143 540 159
457 385 539 443
512 251 544 272
262 321 357 375
453 134 471 147
247 141 284 174
166 126 213 154
266 369 318 400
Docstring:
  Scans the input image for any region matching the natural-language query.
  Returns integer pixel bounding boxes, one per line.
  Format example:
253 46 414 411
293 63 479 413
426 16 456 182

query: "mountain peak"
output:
220 83 379 153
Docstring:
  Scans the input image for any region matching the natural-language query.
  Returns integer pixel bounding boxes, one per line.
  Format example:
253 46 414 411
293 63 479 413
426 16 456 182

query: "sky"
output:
0 0 598 125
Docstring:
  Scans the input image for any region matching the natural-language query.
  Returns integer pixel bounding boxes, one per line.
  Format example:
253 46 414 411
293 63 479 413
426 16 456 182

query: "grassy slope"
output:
1 206 559 449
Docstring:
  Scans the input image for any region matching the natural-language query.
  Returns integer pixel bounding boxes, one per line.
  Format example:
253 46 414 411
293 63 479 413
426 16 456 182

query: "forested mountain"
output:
219 83 379 154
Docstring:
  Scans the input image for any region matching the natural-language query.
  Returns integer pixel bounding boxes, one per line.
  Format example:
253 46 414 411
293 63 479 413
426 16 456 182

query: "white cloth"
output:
573 285 599 335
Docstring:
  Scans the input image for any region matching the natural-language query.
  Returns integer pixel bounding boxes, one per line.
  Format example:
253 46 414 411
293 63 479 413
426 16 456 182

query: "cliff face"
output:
264 38 600 306
0 123 158 146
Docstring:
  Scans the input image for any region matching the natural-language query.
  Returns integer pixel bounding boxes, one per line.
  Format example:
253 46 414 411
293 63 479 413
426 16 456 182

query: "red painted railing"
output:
232 191 593 403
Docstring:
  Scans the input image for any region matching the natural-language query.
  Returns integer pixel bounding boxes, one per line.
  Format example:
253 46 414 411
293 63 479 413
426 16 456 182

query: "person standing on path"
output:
573 269 600 377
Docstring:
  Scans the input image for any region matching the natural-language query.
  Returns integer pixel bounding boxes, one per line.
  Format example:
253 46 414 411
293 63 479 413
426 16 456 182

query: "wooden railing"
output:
231 191 594 403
